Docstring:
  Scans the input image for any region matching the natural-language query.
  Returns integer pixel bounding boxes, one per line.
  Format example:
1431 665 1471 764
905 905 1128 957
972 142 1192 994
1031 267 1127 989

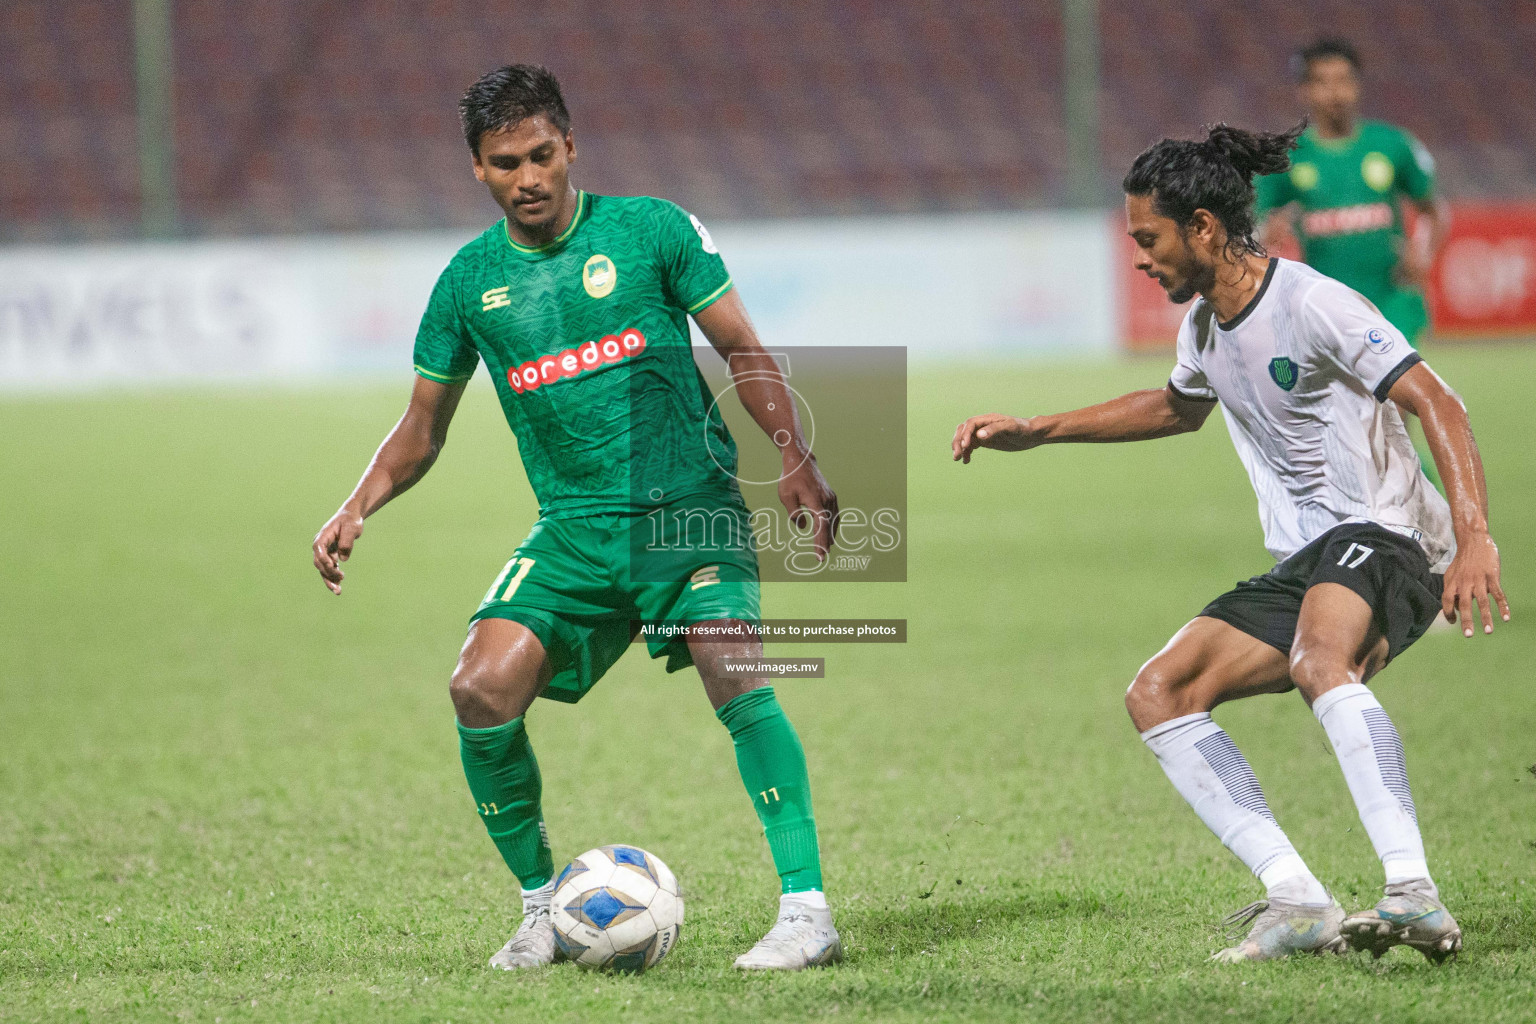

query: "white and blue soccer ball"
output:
551 845 683 973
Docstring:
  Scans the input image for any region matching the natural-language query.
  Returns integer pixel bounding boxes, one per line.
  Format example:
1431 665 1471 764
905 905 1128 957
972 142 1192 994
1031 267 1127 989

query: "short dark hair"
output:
459 64 571 154
1292 38 1361 82
1122 122 1305 260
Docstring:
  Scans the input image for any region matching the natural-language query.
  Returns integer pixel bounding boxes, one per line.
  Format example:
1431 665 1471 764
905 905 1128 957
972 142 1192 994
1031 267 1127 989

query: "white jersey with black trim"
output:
1168 257 1455 572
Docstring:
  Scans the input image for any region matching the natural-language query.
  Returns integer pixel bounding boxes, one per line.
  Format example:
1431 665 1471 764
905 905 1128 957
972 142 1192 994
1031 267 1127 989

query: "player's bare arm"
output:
1400 195 1451 288
954 194 1266 460
1387 361 1509 634
952 386 1214 463
311 375 467 593
694 289 839 559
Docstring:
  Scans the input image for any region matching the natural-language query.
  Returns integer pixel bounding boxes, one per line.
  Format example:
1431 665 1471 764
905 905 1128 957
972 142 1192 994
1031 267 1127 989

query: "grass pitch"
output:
2 346 1533 1022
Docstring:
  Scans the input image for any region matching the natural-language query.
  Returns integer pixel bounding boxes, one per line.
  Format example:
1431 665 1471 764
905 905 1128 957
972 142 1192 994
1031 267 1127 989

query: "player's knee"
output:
694 651 766 711
449 661 506 724
1125 660 1190 731
1287 646 1350 703
448 619 548 726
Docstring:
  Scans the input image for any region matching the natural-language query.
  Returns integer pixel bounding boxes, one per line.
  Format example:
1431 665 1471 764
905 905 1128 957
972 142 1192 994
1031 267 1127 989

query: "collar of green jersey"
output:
502 191 588 255
1305 122 1363 149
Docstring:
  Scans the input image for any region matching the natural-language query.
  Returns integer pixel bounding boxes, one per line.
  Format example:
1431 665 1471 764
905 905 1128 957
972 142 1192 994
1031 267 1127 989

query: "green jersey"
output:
1255 120 1435 304
412 191 743 518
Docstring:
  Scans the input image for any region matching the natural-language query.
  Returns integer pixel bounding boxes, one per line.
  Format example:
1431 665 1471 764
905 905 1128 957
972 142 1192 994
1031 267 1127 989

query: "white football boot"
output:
1210 897 1347 962
489 881 558 970
1341 878 1462 963
733 892 843 970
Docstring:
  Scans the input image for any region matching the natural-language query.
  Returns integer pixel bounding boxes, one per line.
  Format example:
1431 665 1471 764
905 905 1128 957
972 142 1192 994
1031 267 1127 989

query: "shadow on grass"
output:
844 889 1123 959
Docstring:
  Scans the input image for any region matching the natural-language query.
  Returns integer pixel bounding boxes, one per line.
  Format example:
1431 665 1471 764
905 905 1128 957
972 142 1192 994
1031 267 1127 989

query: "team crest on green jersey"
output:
1361 152 1395 192
1268 357 1299 392
583 254 616 298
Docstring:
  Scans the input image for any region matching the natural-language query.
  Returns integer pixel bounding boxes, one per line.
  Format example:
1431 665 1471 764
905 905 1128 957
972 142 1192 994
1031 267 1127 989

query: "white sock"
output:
521 879 555 912
1312 683 1432 886
783 890 827 912
1141 713 1330 905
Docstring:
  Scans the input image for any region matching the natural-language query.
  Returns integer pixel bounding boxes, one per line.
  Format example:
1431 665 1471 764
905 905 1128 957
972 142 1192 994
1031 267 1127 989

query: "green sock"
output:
716 687 823 893
458 717 554 889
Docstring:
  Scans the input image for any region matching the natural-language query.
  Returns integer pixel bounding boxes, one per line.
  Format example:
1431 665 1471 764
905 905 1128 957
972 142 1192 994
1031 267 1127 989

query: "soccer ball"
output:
551 845 683 972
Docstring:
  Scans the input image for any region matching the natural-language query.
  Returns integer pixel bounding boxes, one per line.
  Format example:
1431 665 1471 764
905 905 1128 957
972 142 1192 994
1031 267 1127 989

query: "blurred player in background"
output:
955 123 1507 964
1256 38 1451 484
313 65 842 972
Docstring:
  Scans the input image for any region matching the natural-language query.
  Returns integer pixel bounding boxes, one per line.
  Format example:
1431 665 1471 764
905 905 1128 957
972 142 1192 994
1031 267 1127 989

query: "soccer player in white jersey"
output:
953 123 1509 963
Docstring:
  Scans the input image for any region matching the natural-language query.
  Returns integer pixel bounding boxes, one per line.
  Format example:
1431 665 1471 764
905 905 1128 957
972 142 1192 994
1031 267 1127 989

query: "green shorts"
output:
470 503 761 704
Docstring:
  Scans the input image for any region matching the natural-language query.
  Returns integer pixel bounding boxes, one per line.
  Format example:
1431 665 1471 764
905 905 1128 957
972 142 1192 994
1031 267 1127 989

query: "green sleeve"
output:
1394 129 1436 202
653 200 733 315
412 263 480 384
1253 169 1294 219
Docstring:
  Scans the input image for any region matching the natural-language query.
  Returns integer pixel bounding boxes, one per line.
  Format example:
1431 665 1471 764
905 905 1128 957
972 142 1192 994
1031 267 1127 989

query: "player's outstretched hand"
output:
952 414 1041 464
312 508 365 595
779 455 839 562
1441 531 1510 637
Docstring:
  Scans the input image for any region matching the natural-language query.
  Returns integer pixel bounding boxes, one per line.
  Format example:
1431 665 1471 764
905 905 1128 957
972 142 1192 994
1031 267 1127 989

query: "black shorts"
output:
1200 522 1444 664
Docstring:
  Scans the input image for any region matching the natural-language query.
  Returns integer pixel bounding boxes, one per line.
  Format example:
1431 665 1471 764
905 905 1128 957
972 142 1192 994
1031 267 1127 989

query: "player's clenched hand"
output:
779 454 839 561
312 507 365 595
952 414 1041 464
1441 531 1509 637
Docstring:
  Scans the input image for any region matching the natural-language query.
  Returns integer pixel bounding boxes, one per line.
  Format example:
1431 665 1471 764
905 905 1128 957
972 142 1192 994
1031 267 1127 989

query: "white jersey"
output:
1169 258 1455 572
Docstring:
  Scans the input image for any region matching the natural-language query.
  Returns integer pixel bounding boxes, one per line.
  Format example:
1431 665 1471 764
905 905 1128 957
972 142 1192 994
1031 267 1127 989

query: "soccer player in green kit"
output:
311 65 843 972
1256 38 1451 483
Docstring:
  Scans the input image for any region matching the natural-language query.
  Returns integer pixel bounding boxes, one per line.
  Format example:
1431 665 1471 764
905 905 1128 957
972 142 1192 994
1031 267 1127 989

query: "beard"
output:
1162 248 1216 304
1165 279 1200 304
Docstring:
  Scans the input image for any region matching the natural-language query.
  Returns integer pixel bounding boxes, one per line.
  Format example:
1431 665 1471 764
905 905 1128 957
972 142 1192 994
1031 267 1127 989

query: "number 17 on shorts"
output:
1337 543 1374 569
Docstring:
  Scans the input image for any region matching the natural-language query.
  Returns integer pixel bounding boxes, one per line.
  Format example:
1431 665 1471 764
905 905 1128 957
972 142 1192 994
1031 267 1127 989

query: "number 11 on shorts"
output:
485 556 537 603
1337 543 1374 568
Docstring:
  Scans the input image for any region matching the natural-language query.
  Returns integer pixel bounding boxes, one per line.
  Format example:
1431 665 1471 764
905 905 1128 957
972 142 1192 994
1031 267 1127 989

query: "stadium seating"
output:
3 0 1532 238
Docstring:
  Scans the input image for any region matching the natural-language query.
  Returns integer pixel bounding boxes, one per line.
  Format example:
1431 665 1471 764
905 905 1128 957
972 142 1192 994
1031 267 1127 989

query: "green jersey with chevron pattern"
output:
413 192 743 518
